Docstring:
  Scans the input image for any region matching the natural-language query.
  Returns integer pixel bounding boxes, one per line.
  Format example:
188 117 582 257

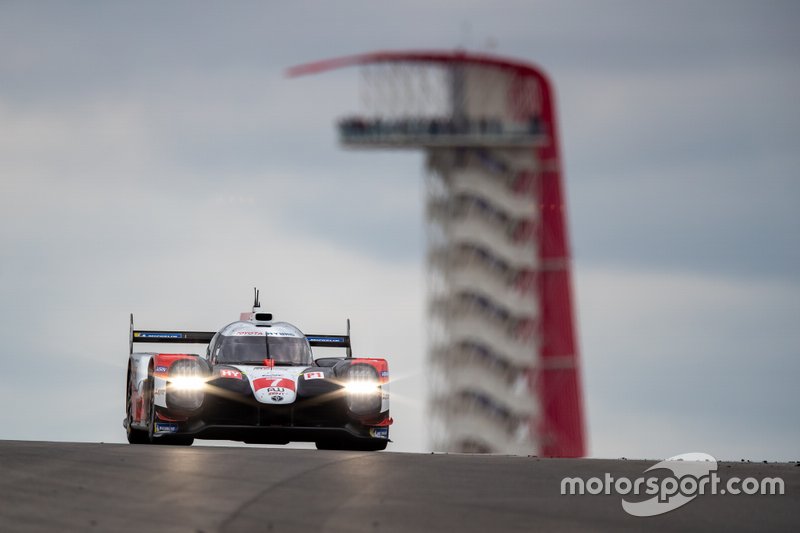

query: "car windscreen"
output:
216 335 313 366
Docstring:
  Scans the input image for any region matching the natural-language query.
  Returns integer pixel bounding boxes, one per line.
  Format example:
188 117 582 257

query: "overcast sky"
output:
0 1 798 460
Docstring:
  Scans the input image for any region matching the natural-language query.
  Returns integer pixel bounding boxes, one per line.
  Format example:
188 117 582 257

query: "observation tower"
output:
289 51 585 457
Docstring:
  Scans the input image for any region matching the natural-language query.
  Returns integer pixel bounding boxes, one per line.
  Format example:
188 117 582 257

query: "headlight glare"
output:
344 380 380 394
169 376 206 391
166 359 207 410
345 364 382 414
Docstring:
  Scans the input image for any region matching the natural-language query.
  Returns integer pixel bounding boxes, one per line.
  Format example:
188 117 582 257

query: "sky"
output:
0 1 798 460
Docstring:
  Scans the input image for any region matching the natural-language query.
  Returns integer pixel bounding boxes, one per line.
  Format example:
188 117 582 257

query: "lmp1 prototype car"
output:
124 292 391 450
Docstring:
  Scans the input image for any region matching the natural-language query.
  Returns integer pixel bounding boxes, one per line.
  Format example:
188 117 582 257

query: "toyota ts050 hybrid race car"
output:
124 291 391 451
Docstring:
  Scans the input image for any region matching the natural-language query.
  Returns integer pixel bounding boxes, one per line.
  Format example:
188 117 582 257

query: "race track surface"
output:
0 441 797 532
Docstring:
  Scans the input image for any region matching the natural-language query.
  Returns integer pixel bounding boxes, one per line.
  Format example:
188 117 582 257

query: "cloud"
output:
577 266 800 460
558 62 800 281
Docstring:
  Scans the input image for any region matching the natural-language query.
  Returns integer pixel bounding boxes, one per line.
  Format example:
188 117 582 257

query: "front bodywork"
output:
127 352 391 444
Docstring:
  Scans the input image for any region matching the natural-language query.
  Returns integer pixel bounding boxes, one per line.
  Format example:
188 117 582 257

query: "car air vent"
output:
255 313 273 322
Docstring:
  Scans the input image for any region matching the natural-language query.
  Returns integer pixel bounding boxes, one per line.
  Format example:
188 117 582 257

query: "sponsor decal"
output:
155 423 178 433
155 365 168 373
304 372 325 380
306 336 346 343
249 369 302 404
136 332 184 339
369 427 389 439
254 367 290 374
253 377 296 393
219 369 242 379
230 330 301 338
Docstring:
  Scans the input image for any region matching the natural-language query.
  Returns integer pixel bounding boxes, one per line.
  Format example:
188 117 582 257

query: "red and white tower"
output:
290 51 585 457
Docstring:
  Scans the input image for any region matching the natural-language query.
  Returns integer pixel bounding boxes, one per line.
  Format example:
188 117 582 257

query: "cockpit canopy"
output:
211 321 313 366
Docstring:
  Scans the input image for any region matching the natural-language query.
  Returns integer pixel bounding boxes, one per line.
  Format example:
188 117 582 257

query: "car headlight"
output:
169 376 206 391
344 380 380 394
167 359 207 410
345 364 382 414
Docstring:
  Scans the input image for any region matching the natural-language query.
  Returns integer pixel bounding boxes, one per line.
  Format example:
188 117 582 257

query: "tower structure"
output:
290 51 585 457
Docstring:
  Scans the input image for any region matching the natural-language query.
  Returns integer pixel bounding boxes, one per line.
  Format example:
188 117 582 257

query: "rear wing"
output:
307 319 353 357
129 315 214 355
129 314 353 357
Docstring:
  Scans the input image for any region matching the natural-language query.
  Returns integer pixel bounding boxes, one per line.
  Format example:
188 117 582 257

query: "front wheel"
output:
126 369 149 445
160 436 194 446
126 414 150 444
315 438 387 451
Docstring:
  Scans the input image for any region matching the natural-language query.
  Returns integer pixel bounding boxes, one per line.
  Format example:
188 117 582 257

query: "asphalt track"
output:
0 441 797 532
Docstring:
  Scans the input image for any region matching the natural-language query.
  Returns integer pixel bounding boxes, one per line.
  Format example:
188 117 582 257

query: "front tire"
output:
161 436 194 446
126 415 150 444
126 368 149 445
315 438 387 451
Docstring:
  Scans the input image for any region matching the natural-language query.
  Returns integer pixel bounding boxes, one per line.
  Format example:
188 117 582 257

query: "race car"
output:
124 290 391 450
